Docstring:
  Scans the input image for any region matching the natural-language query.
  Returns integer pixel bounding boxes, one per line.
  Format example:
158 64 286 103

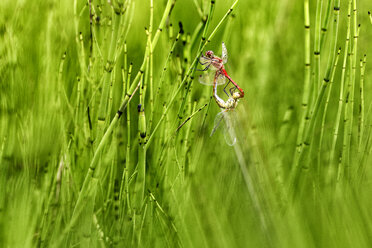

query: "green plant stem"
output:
295 0 311 156
314 0 323 92
318 48 341 180
132 0 154 213
58 52 73 117
154 32 181 113
96 10 122 141
290 76 330 198
341 0 356 179
175 103 208 133
69 82 140 231
318 0 340 174
358 55 367 149
329 0 350 166
319 0 333 51
345 1 359 179
148 2 154 132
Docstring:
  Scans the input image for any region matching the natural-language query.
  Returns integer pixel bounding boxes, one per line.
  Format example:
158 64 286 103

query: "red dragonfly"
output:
198 42 244 98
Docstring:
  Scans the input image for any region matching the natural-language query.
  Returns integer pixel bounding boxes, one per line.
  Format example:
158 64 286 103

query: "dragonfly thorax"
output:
224 97 238 109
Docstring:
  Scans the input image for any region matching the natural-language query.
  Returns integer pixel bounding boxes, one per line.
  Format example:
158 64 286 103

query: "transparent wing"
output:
222 111 236 146
210 112 224 136
221 42 228 64
199 72 226 86
210 111 236 146
199 55 212 66
216 73 226 85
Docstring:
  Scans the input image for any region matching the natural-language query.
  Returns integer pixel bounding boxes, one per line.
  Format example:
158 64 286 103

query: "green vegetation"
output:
1 0 372 247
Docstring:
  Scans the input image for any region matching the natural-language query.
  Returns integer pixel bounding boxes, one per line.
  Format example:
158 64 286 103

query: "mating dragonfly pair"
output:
197 42 244 146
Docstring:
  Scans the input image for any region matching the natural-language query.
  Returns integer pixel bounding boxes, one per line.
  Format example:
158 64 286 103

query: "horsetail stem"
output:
132 0 154 214
118 0 175 117
123 41 127 92
295 0 311 153
319 0 333 51
199 0 215 51
314 0 323 92
318 48 341 179
154 32 181 111
96 9 122 136
58 52 73 117
123 63 133 102
329 0 350 166
341 0 356 178
175 103 208 133
193 0 204 19
358 55 367 149
148 1 154 132
317 0 341 171
290 65 334 197
70 81 140 228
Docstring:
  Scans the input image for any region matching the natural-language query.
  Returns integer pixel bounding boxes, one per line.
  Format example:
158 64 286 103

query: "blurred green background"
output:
1 0 372 247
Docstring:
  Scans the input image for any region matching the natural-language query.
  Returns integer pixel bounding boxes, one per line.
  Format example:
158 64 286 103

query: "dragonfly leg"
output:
198 60 209 65
223 81 231 97
194 63 211 71
229 86 237 96
201 64 211 71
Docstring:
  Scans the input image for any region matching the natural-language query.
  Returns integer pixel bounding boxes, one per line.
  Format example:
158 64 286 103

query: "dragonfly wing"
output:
210 111 237 146
222 111 237 146
216 74 226 85
199 72 226 86
198 72 214 85
222 42 228 64
210 112 225 137
199 55 211 65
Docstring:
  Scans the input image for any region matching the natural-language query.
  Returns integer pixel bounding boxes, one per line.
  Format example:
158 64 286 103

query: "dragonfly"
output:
198 42 244 98
210 72 242 146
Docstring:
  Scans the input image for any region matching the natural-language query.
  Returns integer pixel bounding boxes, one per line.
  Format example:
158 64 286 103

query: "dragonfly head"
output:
205 50 214 58
232 92 242 100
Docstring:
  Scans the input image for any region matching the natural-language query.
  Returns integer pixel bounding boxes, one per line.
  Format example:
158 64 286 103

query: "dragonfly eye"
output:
205 50 214 58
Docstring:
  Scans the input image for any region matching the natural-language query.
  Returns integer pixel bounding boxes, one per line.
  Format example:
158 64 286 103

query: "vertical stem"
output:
148 0 154 133
154 32 181 113
339 0 353 181
342 0 357 178
319 0 334 51
358 55 367 149
318 0 340 172
96 9 122 140
318 48 341 180
329 0 349 166
345 1 359 179
58 52 73 116
290 75 329 198
134 75 146 213
123 41 128 95
295 0 311 155
314 0 323 92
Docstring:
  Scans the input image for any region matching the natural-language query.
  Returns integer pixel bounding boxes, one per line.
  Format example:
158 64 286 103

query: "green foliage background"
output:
1 0 372 247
